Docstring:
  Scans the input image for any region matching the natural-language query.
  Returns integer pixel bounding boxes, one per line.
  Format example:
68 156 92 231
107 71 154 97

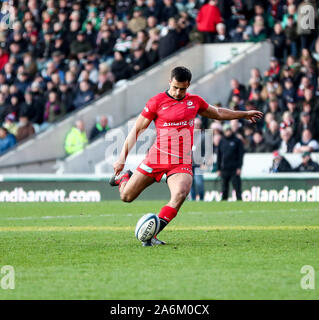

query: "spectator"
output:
0 43 9 71
70 31 92 59
214 23 229 43
279 126 296 153
130 46 149 75
264 120 281 151
0 127 16 155
59 82 75 114
111 51 132 82
19 91 42 124
146 40 159 65
128 7 147 35
295 152 319 172
3 114 18 136
95 63 115 96
64 120 88 155
282 78 296 105
196 0 222 43
73 81 95 110
145 0 161 19
97 28 116 61
248 131 269 152
16 115 35 142
247 19 267 43
43 90 65 124
270 150 292 172
271 23 286 61
217 123 243 201
296 111 317 140
160 0 178 23
89 115 110 141
158 18 180 60
284 14 298 58
227 78 246 106
293 129 319 153
0 92 9 123
265 98 282 123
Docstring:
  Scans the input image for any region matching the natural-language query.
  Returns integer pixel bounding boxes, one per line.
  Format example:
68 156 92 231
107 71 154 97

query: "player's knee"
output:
120 191 134 203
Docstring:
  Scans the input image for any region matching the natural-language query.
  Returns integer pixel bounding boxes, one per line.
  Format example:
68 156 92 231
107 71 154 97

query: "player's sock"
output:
157 205 178 233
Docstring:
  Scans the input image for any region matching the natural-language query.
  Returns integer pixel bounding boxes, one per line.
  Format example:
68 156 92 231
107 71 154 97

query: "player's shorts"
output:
136 156 193 182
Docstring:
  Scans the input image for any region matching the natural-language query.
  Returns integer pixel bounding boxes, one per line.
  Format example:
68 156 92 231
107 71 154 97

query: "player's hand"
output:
113 160 125 176
216 170 221 177
244 110 263 123
236 168 241 176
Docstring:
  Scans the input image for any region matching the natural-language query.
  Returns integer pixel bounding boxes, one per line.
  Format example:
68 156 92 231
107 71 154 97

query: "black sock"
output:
157 218 168 234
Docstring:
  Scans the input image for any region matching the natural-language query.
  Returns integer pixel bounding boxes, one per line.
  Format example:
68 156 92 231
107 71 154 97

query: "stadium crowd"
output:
0 0 318 159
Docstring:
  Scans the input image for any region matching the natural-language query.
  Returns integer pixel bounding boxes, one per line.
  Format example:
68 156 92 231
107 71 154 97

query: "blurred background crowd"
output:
0 0 318 159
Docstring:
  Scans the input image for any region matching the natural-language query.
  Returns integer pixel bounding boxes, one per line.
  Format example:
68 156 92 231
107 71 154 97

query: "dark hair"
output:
170 66 192 83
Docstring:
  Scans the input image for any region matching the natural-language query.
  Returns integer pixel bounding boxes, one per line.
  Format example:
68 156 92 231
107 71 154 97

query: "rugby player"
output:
110 66 263 246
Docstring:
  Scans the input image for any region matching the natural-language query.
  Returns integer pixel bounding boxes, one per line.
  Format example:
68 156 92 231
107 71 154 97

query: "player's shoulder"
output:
186 93 206 102
147 92 167 104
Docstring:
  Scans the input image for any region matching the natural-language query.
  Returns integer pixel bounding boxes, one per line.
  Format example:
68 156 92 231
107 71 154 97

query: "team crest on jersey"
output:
188 119 194 127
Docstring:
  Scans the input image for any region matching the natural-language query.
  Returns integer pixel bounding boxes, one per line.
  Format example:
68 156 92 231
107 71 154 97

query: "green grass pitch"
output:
0 201 318 300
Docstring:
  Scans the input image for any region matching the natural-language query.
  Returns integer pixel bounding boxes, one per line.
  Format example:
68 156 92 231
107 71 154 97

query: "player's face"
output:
168 78 190 100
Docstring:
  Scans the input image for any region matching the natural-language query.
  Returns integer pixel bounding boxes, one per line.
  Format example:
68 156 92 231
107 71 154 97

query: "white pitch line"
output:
0 208 318 221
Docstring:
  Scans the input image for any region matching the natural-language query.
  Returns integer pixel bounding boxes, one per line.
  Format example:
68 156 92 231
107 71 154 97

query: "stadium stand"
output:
0 0 318 174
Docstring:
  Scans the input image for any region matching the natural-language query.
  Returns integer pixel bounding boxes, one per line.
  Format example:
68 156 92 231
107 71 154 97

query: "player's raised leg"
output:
120 170 155 202
110 169 155 202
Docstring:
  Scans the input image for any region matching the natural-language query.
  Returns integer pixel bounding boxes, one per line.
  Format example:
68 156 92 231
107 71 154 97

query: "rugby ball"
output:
135 213 160 242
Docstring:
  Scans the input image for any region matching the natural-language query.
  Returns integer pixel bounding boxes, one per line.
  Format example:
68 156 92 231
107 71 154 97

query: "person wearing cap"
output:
217 122 244 201
3 113 18 136
294 152 319 172
264 56 280 78
270 150 292 172
282 77 296 104
296 111 317 139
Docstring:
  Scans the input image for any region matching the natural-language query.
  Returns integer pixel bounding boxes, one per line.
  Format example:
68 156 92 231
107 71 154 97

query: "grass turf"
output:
0 201 318 300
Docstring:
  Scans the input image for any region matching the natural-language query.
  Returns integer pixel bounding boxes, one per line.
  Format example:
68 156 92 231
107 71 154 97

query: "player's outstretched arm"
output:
113 114 152 175
199 105 263 123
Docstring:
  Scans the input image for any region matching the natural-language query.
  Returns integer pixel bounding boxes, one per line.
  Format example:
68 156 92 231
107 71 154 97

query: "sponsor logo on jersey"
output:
163 121 188 127
140 163 153 173
187 101 193 106
180 167 192 173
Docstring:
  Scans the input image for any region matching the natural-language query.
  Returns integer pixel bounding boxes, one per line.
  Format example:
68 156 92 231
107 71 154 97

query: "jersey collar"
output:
165 90 187 101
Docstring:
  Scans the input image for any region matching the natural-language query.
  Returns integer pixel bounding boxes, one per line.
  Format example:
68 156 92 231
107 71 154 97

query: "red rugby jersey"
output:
141 91 209 165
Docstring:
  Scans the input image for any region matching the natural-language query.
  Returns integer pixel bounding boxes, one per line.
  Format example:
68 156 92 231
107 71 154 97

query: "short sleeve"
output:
196 95 209 112
141 97 157 120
